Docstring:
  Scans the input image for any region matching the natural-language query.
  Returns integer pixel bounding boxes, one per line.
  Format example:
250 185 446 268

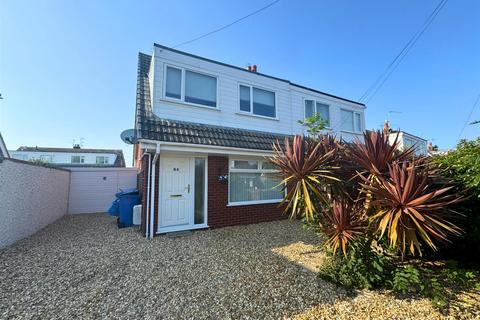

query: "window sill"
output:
227 199 283 207
160 97 221 111
235 112 279 121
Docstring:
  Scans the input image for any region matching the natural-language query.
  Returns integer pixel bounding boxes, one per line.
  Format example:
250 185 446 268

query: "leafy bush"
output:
430 138 480 267
318 239 390 290
391 263 480 308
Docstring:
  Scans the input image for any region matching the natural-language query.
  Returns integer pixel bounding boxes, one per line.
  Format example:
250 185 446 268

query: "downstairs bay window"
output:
228 159 284 205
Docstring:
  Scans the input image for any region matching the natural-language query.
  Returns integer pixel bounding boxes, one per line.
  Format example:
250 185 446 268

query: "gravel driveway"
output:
0 214 477 319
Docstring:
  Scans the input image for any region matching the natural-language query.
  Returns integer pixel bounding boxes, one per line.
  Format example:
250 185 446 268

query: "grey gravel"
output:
1 214 477 319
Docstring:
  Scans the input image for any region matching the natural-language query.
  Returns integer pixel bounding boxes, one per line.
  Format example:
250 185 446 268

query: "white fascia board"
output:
138 139 274 157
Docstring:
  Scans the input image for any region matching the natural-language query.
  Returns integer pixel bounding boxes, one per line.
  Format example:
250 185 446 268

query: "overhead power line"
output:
359 0 448 104
172 0 281 48
457 93 480 142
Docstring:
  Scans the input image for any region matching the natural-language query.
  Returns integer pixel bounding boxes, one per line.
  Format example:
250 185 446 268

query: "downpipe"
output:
149 143 161 239
140 151 151 238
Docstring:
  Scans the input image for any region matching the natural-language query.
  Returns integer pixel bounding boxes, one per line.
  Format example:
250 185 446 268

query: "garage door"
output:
68 168 137 214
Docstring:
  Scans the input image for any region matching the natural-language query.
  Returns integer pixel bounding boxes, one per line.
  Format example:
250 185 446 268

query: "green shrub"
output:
430 138 480 267
318 239 390 290
391 263 480 308
391 265 445 308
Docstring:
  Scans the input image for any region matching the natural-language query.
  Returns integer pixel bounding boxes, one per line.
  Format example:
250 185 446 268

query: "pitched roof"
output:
135 53 288 151
15 147 126 167
0 132 9 159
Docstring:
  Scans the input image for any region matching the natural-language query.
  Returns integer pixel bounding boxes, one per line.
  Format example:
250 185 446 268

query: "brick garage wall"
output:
207 156 285 228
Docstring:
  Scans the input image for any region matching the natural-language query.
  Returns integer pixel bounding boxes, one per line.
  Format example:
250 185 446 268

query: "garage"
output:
68 167 137 214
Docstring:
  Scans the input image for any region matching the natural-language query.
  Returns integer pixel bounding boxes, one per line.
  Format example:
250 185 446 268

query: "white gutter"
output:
140 151 151 238
138 139 275 157
149 143 161 239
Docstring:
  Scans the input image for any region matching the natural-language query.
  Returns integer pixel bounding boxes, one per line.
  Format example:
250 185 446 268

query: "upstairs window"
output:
304 100 330 126
340 109 362 133
165 66 182 99
96 156 109 164
71 156 85 164
238 85 276 118
164 65 217 108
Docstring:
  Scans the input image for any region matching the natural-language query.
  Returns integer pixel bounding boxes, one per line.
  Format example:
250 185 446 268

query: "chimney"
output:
246 64 258 72
383 120 390 135
428 142 433 151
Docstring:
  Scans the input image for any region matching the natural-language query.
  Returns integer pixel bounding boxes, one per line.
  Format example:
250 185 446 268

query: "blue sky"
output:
1 0 479 165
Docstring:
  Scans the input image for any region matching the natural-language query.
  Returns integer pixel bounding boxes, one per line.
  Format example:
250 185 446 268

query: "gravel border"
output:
0 214 477 319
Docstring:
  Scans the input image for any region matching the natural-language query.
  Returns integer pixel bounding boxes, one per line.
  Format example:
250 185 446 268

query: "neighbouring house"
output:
0 132 10 159
384 121 428 156
132 44 366 237
9 146 125 167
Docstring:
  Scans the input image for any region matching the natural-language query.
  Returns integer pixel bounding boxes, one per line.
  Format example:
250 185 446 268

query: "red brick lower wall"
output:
207 156 286 228
139 153 160 236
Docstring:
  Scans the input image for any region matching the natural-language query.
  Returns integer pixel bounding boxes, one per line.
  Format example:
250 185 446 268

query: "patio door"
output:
159 156 193 230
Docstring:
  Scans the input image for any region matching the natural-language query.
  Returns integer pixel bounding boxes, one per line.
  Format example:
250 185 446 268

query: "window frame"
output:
237 83 278 120
340 108 363 133
71 155 85 164
163 64 219 110
303 98 331 128
228 158 285 206
96 156 109 164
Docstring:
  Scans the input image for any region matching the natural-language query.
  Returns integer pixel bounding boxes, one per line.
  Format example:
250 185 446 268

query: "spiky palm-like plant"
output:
271 135 340 222
322 200 367 257
348 130 415 177
361 161 463 256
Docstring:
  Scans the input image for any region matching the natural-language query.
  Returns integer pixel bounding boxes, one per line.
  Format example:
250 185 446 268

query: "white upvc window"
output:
96 156 109 164
71 155 85 164
304 99 330 127
340 109 363 133
228 159 284 205
238 84 276 118
164 65 218 108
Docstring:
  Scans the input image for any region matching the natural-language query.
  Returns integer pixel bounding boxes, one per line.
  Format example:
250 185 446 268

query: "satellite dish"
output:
120 129 138 145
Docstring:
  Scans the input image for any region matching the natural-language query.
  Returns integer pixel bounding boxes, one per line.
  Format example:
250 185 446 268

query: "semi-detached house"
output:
133 43 366 237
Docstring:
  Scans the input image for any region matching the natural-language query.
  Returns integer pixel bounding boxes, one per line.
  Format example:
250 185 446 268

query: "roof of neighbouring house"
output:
389 130 427 142
0 132 9 159
135 52 289 151
15 146 126 167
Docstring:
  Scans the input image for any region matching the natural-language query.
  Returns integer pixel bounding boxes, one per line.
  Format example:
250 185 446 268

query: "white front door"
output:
159 157 193 230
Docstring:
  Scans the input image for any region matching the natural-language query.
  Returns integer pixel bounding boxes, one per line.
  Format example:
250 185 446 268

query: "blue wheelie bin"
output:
107 189 140 228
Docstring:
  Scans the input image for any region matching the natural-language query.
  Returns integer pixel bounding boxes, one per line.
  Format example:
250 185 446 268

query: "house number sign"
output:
173 168 180 171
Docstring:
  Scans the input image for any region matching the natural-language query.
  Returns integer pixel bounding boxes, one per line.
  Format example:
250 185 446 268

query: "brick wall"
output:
207 156 286 228
139 154 160 236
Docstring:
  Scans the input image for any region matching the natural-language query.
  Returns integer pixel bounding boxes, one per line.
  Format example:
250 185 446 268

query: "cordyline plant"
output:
322 200 367 256
348 130 415 177
270 129 464 258
271 135 340 222
360 161 463 256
